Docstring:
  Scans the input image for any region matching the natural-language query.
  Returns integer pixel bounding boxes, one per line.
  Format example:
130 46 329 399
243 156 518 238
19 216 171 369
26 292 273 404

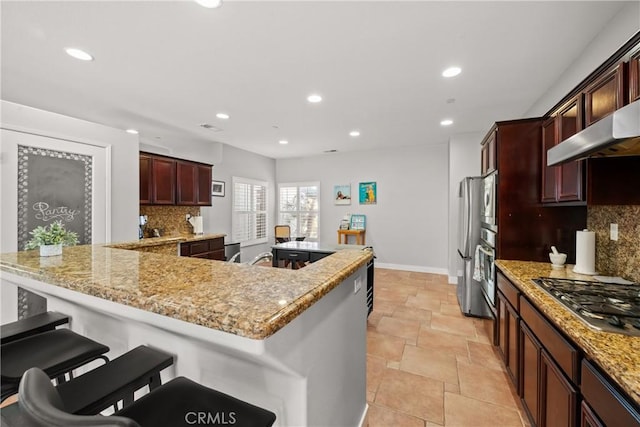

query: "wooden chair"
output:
274 225 291 243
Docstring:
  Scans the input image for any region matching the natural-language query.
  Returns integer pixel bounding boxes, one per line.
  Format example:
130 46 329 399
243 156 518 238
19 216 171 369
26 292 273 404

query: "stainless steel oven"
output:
481 171 497 231
479 228 496 307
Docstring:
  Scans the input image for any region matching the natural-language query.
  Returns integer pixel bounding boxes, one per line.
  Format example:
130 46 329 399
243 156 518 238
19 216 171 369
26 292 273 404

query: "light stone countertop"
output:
496 259 640 407
106 233 226 250
0 243 372 340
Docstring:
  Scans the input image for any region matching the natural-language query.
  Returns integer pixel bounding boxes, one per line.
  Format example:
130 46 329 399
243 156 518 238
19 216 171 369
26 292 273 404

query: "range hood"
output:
547 99 640 166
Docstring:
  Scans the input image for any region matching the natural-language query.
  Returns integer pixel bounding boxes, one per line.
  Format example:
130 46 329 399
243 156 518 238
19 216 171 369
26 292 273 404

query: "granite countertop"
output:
496 260 640 406
272 240 368 253
0 244 372 340
106 233 226 250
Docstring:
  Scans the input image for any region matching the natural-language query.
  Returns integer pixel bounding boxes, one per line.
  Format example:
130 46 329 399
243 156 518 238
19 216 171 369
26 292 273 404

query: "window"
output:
278 182 320 240
232 177 268 246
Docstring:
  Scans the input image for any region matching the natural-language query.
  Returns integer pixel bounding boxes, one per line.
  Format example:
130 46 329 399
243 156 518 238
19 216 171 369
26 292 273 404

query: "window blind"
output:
278 182 319 239
232 177 268 246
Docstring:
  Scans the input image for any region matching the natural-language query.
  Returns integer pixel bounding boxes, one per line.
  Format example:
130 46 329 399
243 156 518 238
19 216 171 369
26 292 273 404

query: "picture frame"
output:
334 184 351 205
211 180 225 197
359 182 377 205
350 214 366 230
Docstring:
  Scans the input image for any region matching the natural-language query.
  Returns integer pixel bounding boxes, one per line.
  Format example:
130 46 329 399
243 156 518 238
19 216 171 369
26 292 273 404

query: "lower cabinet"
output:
497 291 519 387
520 322 541 426
540 349 578 427
179 237 224 260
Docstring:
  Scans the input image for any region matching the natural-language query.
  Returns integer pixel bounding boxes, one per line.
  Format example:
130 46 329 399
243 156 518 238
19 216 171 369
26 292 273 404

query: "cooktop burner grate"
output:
532 277 640 336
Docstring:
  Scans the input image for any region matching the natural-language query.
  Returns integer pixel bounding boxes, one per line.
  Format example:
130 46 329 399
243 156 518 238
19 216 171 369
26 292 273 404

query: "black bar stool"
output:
2 367 277 427
1 329 110 402
1 312 70 345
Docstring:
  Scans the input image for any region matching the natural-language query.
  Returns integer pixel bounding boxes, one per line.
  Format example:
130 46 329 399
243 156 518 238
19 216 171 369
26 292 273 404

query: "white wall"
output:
526 1 640 116
0 101 139 244
276 144 450 273
447 132 483 283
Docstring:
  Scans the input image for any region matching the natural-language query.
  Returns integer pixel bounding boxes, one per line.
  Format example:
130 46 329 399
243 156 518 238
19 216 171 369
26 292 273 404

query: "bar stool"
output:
1 329 110 402
3 367 277 427
1 311 70 345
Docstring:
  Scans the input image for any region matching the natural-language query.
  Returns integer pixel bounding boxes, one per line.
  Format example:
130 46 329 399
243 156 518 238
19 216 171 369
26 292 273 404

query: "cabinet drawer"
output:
209 237 224 251
520 297 579 383
189 241 210 255
279 250 310 262
581 359 640 427
497 272 520 309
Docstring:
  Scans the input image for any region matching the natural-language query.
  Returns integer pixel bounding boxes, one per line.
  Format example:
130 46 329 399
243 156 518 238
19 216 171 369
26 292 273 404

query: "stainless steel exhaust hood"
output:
547 99 640 166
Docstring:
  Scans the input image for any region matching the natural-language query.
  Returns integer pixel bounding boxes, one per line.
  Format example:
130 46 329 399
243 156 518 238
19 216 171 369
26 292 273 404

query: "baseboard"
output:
358 403 369 427
448 275 458 284
375 263 448 276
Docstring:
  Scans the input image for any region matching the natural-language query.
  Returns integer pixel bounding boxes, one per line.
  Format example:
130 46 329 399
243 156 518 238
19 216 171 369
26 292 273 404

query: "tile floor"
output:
366 268 530 427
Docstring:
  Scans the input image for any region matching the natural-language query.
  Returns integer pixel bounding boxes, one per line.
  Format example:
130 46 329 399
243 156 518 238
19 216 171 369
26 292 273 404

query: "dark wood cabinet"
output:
481 131 497 176
179 237 224 260
497 273 520 389
520 322 541 426
150 156 176 205
580 402 604 427
555 96 584 203
630 46 640 102
584 63 627 127
540 349 577 427
541 118 558 203
140 152 212 206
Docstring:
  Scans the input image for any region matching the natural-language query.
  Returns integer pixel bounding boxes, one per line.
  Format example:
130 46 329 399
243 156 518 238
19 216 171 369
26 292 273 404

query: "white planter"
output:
39 244 62 257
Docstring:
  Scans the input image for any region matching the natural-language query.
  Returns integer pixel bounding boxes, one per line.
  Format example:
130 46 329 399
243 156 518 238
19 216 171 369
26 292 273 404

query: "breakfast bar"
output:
0 244 373 426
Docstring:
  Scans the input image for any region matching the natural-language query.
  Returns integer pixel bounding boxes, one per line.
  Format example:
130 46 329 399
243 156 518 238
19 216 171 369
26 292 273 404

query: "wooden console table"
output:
337 229 366 245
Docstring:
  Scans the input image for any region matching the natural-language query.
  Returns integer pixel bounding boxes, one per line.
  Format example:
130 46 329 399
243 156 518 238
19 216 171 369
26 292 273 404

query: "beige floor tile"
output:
367 330 406 361
430 312 477 337
444 382 460 394
366 390 376 404
372 299 398 315
367 403 425 427
467 340 505 371
367 310 384 328
444 392 524 426
393 306 433 324
417 327 469 358
375 287 412 304
375 368 444 424
376 316 421 341
439 302 466 318
406 292 443 312
367 354 387 394
457 359 520 408
400 344 459 385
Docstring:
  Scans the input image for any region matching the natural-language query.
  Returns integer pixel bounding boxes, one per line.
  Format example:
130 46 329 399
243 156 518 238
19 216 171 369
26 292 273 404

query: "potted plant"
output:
25 221 79 256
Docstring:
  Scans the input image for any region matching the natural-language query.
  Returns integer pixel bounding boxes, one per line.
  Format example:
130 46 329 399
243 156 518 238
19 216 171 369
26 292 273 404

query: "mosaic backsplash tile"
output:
587 205 640 283
139 206 200 237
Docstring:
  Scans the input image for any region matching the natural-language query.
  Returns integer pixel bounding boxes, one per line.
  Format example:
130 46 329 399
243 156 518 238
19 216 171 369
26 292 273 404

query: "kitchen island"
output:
496 260 640 425
0 244 373 426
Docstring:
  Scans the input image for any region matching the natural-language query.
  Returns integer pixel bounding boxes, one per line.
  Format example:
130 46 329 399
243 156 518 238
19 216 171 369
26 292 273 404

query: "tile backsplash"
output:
587 205 640 283
139 206 201 237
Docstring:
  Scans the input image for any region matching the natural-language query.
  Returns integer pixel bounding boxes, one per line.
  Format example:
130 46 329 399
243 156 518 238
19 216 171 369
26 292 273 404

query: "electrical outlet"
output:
610 223 618 241
354 276 362 294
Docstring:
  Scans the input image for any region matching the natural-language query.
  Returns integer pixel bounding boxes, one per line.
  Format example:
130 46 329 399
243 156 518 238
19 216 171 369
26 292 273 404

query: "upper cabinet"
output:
541 95 585 204
140 152 212 206
583 62 627 127
629 44 640 103
481 131 497 176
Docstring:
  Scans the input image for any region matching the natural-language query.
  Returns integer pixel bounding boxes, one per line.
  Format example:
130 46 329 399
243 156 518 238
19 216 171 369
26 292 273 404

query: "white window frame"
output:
278 181 320 241
232 176 269 247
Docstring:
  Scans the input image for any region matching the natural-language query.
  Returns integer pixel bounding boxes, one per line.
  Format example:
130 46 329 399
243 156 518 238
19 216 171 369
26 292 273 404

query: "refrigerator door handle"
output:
457 249 470 260
478 246 494 256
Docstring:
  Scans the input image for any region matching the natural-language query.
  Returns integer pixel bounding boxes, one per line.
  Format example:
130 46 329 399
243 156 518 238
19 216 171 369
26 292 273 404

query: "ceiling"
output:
0 1 629 159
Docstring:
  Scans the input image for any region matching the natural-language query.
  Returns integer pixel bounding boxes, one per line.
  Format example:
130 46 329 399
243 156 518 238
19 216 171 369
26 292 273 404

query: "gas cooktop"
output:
532 277 640 336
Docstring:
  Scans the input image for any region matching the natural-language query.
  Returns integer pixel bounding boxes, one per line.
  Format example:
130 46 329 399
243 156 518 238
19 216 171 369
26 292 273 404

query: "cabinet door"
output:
556 97 584 202
497 291 519 389
152 157 176 205
584 63 626 127
481 143 488 176
520 322 541 427
139 154 153 204
630 47 640 103
580 402 604 427
541 118 558 203
497 292 508 362
540 349 577 427
486 132 496 173
176 161 197 205
196 164 212 206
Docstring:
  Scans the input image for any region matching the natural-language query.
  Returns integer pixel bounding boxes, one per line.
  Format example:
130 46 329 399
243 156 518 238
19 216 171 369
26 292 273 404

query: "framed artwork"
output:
350 214 366 230
211 180 225 197
359 182 377 205
334 184 351 205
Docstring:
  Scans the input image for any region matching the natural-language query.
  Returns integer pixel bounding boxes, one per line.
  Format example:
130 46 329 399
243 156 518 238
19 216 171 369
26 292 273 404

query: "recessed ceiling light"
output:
307 94 323 103
216 113 230 120
125 129 139 135
194 0 222 8
279 140 289 145
440 119 454 126
349 131 361 137
65 47 94 61
442 67 461 78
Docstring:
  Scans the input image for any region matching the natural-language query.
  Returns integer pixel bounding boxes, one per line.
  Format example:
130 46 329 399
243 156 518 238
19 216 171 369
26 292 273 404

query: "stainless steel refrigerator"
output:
456 177 490 317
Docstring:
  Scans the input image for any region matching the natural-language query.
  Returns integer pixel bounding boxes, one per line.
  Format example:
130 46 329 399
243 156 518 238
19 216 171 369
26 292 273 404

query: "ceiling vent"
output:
199 123 222 132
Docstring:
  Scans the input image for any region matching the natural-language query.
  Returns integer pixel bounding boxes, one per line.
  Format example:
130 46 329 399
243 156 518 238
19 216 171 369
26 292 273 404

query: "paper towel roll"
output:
574 230 596 275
